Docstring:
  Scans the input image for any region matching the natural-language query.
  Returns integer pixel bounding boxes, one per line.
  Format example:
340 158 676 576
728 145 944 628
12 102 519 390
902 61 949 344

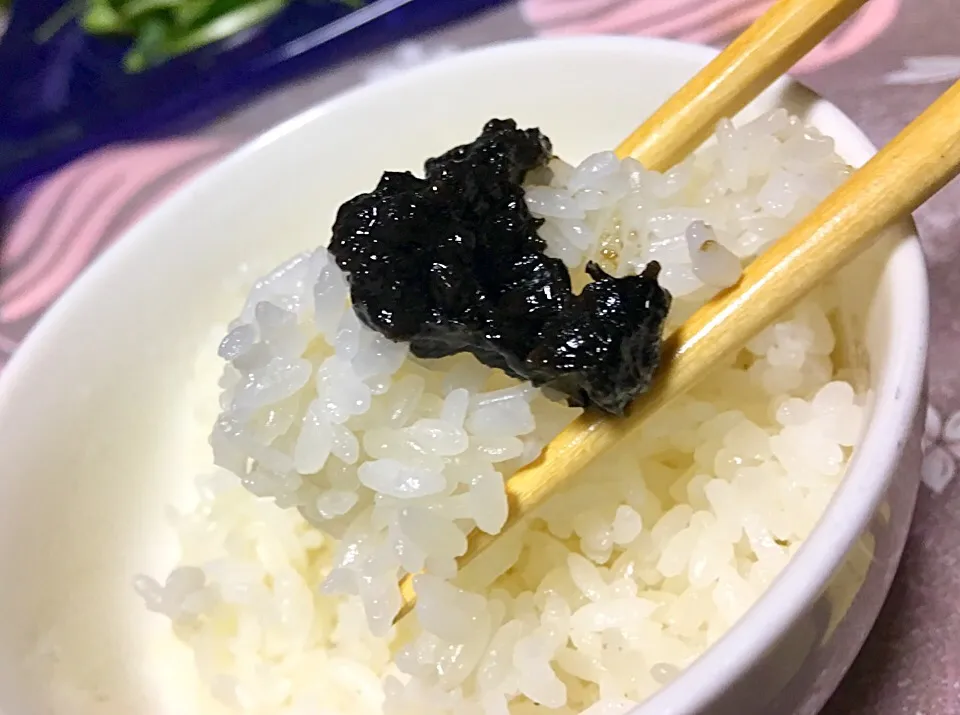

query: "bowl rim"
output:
0 34 929 715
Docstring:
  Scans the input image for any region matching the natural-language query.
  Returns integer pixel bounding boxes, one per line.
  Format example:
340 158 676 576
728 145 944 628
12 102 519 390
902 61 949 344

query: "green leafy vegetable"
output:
35 0 367 72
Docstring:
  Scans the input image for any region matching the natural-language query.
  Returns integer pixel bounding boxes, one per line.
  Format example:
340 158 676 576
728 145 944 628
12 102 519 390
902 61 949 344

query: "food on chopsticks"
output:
137 111 865 714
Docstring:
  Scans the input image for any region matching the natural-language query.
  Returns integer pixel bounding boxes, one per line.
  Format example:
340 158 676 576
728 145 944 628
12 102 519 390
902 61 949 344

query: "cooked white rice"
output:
136 109 867 714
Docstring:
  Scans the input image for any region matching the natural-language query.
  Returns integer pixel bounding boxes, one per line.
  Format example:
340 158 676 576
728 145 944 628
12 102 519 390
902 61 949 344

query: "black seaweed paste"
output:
329 119 672 415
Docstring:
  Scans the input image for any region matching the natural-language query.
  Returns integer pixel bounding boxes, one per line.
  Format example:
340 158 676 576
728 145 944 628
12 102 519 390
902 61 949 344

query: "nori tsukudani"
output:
329 119 672 415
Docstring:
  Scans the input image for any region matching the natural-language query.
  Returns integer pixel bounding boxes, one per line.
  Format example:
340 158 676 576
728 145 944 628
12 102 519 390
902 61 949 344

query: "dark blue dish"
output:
0 0 510 196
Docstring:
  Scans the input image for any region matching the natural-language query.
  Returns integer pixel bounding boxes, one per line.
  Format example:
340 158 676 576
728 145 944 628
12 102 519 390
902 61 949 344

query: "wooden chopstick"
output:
394 0 878 623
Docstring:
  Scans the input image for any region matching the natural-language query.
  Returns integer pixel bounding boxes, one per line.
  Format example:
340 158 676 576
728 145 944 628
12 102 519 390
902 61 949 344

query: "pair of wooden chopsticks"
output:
395 0 960 621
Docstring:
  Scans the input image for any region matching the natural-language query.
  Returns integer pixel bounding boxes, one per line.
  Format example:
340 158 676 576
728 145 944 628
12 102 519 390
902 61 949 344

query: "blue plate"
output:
0 0 510 196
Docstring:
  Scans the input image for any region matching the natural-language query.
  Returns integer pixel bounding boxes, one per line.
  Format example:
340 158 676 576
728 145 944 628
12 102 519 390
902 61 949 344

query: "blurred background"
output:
0 1 957 712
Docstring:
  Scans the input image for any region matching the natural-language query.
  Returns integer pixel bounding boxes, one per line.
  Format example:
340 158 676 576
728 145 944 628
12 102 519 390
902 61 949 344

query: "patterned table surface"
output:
1 1 958 713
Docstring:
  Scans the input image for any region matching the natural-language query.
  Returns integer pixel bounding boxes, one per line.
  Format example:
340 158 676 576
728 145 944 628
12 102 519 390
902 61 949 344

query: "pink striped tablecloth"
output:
1 1 958 712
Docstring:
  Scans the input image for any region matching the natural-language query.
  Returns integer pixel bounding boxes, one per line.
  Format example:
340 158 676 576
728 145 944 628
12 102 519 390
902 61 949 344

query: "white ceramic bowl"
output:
0 36 928 715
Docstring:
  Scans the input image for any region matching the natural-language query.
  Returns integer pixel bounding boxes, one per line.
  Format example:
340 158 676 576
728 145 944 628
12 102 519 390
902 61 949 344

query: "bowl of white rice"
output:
0 35 928 715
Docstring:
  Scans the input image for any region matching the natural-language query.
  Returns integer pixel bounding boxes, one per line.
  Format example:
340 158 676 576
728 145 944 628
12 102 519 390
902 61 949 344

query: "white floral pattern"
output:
921 404 960 493
884 55 960 85
363 41 461 83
